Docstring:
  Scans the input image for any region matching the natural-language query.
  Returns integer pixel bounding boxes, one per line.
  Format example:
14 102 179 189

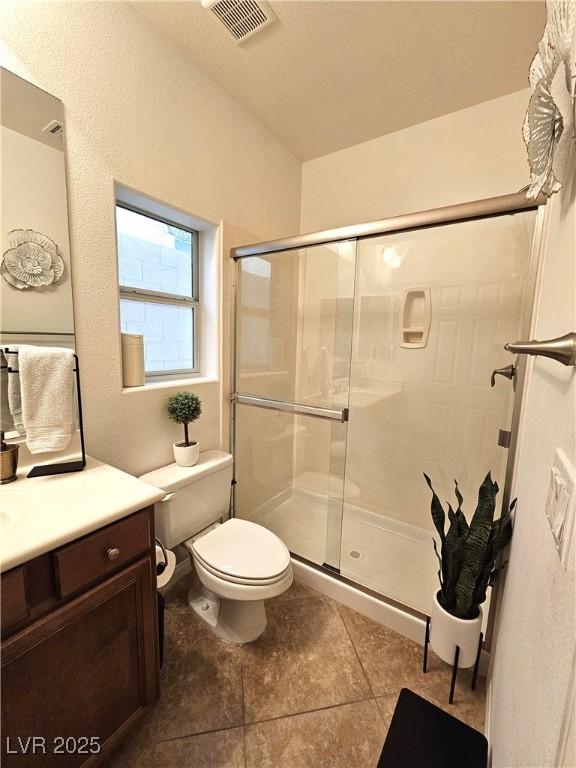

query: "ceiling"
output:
133 1 545 161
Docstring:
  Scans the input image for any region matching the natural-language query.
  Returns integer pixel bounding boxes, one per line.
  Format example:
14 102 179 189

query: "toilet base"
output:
188 585 267 644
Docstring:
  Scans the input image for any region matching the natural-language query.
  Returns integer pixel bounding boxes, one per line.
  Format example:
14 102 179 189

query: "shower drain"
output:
347 550 364 560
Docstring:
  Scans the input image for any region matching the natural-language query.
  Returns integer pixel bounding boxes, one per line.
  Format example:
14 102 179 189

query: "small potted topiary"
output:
166 391 202 467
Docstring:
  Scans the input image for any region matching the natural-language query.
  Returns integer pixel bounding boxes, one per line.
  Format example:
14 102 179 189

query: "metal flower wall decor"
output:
1 229 65 290
524 0 576 198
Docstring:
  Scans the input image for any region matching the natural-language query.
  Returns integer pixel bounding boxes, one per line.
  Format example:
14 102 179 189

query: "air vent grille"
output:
42 120 63 136
204 0 276 43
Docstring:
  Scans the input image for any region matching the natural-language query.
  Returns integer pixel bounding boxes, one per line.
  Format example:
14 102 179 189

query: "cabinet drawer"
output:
1 567 29 631
53 511 151 598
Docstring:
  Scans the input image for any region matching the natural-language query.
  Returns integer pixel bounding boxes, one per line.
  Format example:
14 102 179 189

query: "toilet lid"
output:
192 519 291 580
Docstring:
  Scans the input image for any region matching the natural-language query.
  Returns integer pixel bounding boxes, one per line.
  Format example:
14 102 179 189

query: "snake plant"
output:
424 472 515 620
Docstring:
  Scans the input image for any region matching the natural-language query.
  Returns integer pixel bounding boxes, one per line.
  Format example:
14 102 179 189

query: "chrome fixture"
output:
232 393 349 422
231 191 545 259
491 364 516 388
106 547 120 561
504 332 576 367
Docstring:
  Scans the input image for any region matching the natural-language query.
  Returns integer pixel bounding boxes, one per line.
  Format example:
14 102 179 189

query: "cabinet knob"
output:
106 547 120 561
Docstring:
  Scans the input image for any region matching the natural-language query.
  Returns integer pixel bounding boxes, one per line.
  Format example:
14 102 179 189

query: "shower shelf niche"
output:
400 287 431 348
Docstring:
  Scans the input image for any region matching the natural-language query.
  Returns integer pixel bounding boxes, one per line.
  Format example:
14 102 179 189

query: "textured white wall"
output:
300 90 531 233
0 1 301 475
489 148 576 765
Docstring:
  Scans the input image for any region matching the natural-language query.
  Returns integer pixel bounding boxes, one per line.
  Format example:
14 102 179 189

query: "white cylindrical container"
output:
173 440 200 467
429 591 483 668
121 333 145 387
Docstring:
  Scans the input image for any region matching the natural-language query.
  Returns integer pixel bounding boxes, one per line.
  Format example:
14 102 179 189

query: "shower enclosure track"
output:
231 190 545 259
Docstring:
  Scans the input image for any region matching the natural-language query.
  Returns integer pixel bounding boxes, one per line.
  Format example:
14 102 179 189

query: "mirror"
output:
1 69 81 473
0 67 75 347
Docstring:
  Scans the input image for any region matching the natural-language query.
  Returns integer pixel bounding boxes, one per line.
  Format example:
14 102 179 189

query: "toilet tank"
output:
139 451 233 549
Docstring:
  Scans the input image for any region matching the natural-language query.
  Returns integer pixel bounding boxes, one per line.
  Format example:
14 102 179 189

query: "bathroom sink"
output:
0 510 14 533
0 490 33 533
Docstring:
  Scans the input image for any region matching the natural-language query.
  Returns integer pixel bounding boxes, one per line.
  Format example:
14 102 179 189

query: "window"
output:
116 203 199 376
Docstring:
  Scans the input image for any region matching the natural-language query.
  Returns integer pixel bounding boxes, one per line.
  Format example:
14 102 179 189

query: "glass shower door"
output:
341 210 537 613
233 241 356 568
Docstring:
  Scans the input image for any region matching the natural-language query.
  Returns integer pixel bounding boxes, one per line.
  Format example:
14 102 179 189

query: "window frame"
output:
116 201 200 378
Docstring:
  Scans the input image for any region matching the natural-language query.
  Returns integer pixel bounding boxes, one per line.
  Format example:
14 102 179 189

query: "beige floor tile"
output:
161 571 195 610
375 691 400 732
338 604 451 695
151 604 244 740
101 714 157 768
245 700 386 768
407 682 486 732
156 727 245 768
375 681 486 737
241 596 372 722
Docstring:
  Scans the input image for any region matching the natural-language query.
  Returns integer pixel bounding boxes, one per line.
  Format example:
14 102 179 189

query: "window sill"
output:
122 375 218 394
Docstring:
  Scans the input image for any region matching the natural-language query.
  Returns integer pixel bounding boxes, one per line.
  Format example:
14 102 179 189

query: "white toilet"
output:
140 450 293 644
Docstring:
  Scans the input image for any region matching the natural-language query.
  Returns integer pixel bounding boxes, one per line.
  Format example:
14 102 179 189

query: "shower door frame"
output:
229 190 546 647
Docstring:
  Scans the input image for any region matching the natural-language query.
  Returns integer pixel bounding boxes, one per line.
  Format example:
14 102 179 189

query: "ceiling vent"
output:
202 0 277 44
42 120 63 137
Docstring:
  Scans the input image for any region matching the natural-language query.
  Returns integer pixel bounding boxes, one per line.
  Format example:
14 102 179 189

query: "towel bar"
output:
2 349 86 477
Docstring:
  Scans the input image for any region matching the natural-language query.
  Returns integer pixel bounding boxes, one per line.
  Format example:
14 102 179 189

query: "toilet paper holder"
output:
155 537 169 576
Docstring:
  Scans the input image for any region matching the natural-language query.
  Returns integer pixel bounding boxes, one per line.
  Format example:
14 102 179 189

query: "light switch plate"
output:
545 449 576 570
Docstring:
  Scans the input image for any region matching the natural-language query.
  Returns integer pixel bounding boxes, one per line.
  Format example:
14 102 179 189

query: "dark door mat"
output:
377 688 488 768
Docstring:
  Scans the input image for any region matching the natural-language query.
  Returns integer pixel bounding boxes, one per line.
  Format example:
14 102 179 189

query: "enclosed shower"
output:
231 193 542 618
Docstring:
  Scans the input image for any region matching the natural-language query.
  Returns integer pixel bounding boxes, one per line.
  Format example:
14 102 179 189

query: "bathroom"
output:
0 1 575 766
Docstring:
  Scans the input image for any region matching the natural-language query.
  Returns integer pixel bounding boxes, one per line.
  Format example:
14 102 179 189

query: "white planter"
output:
429 591 482 668
173 441 200 467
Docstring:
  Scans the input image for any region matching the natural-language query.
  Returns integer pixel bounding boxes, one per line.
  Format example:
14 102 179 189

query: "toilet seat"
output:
193 554 292 586
190 518 291 582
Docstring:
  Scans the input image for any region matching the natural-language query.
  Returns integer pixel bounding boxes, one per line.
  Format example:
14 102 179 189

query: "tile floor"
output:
105 577 485 768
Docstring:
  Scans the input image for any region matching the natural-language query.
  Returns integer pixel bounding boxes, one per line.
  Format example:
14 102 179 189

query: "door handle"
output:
504 332 576 367
491 364 516 388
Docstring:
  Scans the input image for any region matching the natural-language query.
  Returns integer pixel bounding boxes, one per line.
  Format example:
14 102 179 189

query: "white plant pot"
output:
429 591 483 668
173 440 200 467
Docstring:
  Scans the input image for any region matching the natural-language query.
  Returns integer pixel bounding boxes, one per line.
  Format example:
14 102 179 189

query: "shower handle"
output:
490 364 516 388
504 332 576 367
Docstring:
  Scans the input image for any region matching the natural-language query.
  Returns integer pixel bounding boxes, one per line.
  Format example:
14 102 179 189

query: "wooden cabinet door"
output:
1 558 158 767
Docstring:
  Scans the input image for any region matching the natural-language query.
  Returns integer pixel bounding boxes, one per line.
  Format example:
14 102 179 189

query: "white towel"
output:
19 345 75 454
0 351 14 434
2 348 25 436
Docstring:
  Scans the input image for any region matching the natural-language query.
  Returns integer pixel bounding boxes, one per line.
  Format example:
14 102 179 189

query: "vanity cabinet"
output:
1 507 159 766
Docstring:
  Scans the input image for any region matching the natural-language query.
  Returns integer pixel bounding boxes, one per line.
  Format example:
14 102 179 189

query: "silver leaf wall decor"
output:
1 229 65 290
524 0 576 198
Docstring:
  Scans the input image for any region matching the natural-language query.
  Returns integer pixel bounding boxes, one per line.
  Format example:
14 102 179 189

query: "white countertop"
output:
0 455 165 573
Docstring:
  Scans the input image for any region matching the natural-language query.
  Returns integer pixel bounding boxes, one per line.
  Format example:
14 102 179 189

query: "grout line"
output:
335 602 377 700
333 601 485 705
243 695 377 728
240 663 246 724
157 722 245 745
155 697 378 746
240 664 248 768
